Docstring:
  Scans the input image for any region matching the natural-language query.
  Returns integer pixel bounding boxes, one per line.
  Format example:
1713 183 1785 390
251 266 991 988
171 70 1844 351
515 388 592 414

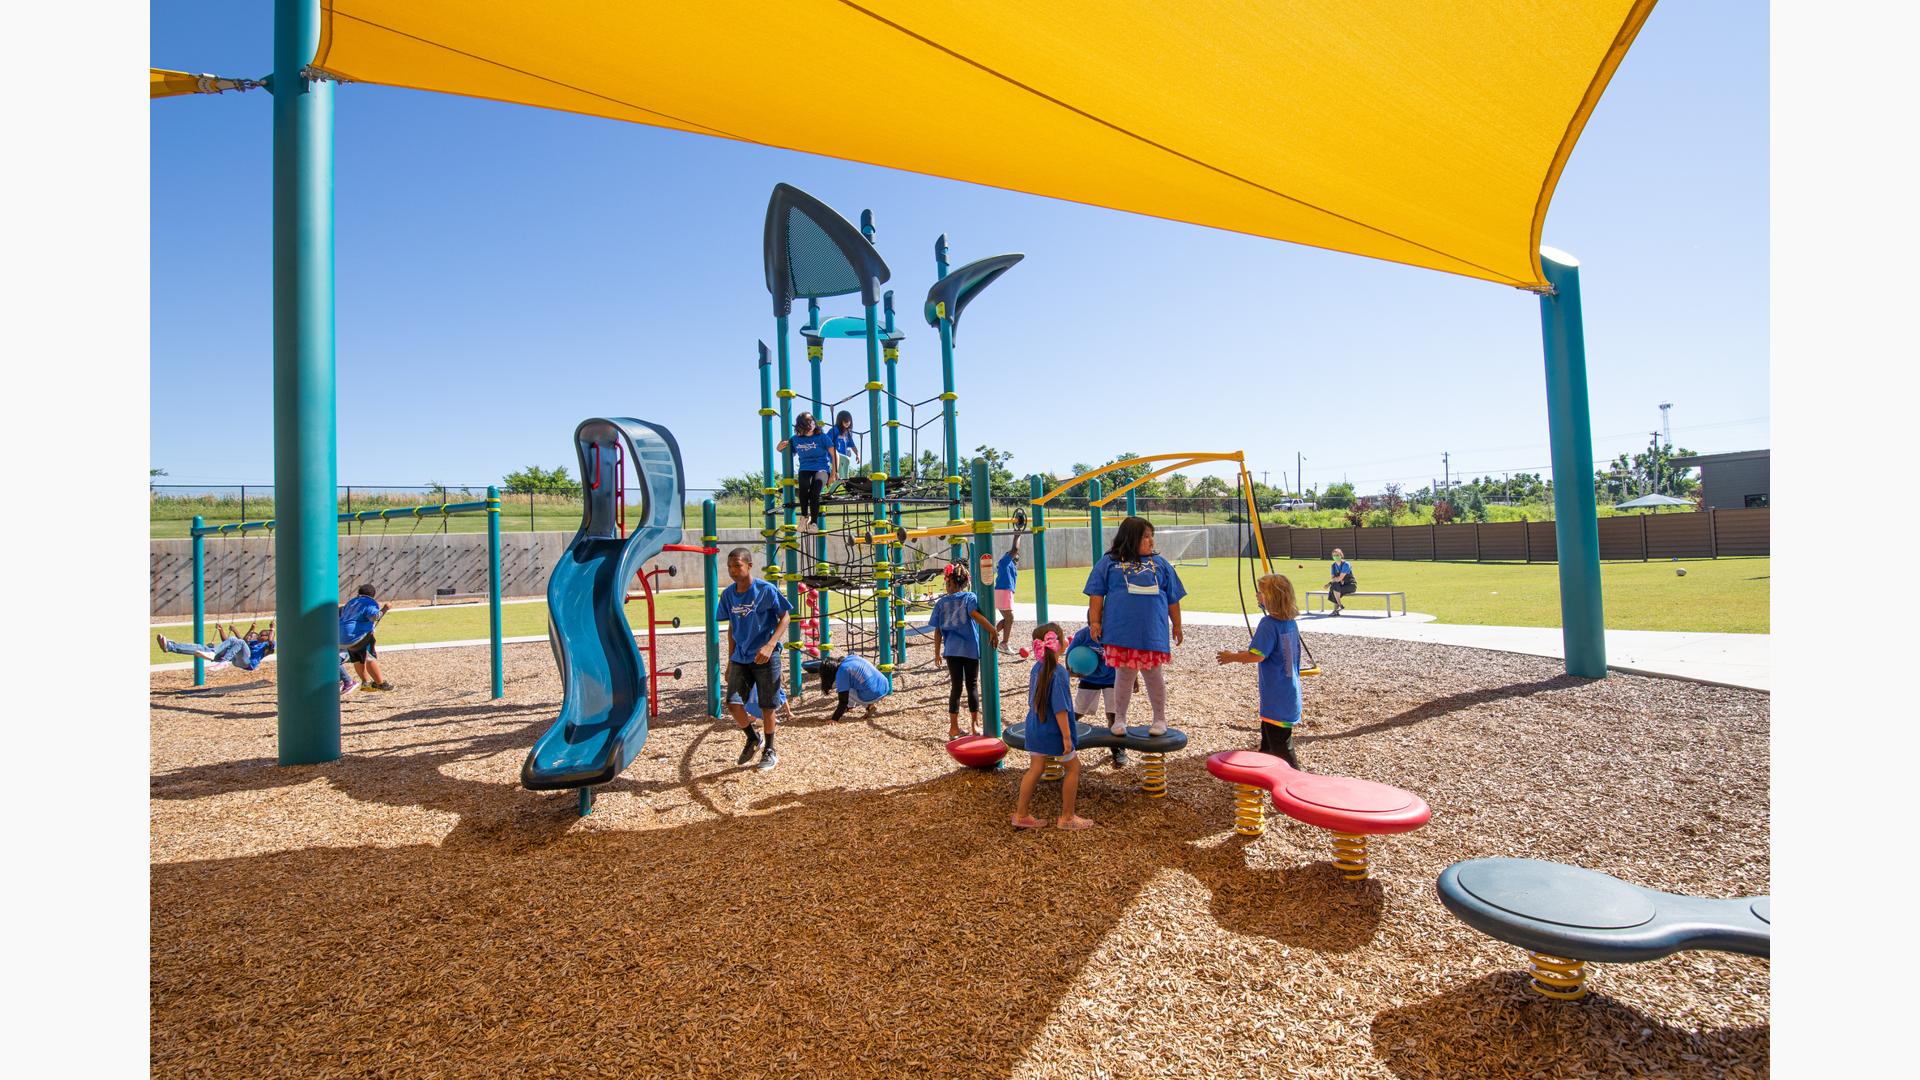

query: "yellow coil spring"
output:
1140 752 1168 798
1233 784 1266 836
1041 758 1064 782
1331 831 1370 880
1528 953 1590 1000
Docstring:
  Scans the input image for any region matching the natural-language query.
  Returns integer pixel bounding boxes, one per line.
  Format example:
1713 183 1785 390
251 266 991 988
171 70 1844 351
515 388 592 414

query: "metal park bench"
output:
1305 590 1407 617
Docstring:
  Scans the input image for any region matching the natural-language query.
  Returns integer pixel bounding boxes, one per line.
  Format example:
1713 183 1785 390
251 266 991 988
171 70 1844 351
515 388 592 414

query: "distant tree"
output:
1460 486 1488 522
1320 481 1357 509
715 469 768 501
1432 499 1458 525
1382 483 1405 517
1344 497 1368 527
502 464 583 497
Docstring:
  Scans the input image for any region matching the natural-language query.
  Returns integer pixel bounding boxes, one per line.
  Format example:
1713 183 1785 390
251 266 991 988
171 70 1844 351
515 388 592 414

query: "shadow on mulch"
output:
1369 971 1769 1079
1302 676 1586 744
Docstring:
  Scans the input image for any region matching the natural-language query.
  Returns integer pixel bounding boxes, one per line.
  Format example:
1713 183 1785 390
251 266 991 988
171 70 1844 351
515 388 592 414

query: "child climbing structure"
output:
756 183 1024 697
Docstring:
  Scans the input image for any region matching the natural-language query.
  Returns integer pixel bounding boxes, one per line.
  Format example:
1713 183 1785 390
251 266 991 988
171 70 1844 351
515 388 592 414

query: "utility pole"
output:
1650 431 1663 495
1296 452 1303 499
1441 451 1450 493
1659 402 1673 449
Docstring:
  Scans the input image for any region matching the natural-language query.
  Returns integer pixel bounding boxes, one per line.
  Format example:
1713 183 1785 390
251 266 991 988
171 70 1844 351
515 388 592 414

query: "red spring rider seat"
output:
1205 751 1430 880
946 734 1008 769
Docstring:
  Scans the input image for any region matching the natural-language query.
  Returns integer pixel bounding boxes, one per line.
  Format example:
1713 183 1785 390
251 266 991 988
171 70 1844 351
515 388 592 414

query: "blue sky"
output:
151 1 1767 496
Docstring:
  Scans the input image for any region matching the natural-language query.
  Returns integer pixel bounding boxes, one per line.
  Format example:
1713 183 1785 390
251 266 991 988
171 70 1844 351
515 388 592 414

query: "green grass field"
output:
151 556 1767 664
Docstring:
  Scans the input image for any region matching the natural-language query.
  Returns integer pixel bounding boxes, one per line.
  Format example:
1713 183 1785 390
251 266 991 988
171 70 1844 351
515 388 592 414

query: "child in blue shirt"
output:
829 410 861 478
1216 573 1305 769
1066 625 1129 768
993 535 1021 651
817 654 891 721
156 622 275 672
777 412 838 532
1084 516 1186 737
717 547 794 770
1010 623 1094 831
929 562 1001 738
338 584 393 690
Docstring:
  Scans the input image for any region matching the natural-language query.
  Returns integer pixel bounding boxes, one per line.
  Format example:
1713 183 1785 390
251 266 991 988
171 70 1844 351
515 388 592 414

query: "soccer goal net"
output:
1155 527 1210 568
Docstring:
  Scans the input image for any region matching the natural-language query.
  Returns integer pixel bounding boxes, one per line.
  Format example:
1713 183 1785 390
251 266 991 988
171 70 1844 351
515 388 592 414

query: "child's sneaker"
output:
340 678 360 696
756 747 779 771
736 731 762 765
372 681 395 691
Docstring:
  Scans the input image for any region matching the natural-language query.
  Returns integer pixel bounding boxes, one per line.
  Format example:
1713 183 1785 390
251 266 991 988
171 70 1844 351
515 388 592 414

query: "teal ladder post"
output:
1089 479 1105 559
776 318 803 695
934 235 963 567
1127 488 1138 517
864 298 894 688
487 486 503 698
757 344 778 585
805 301 832 662
973 458 1001 735
1538 248 1607 678
702 499 722 718
1029 477 1049 626
191 515 206 686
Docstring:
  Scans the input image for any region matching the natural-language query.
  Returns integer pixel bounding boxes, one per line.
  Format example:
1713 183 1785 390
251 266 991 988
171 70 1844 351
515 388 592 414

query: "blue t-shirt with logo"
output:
716 578 793 664
339 595 381 644
834 654 891 703
789 431 835 472
732 682 788 720
1067 626 1115 689
1248 615 1303 724
929 590 983 660
1083 553 1187 653
995 551 1019 592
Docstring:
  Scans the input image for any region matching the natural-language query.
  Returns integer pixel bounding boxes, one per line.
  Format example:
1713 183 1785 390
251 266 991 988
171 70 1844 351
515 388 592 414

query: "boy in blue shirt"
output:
156 621 275 672
1216 574 1305 769
993 535 1022 651
777 412 838 533
717 547 793 770
338 584 393 691
817 654 890 721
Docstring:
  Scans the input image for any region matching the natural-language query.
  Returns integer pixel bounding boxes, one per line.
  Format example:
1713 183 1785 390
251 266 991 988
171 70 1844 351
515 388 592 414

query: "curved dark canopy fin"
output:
763 183 891 317
924 253 1024 340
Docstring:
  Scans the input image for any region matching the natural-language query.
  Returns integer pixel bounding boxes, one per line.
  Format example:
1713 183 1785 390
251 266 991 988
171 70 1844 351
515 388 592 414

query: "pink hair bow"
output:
1032 630 1062 657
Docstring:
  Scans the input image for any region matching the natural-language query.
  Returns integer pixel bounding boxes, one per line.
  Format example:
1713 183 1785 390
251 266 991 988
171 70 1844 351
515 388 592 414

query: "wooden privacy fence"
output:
1260 508 1767 563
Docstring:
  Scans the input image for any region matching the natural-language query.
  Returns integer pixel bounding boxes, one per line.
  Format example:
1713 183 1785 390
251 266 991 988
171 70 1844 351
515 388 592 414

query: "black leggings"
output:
946 656 980 714
797 470 826 522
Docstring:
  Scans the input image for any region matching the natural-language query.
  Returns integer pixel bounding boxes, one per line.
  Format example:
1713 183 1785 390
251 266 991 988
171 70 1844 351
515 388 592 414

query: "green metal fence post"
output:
973 457 1001 735
487 485 503 698
191 515 206 687
1029 476 1049 626
703 499 722 718
272 0 340 764
1538 247 1607 678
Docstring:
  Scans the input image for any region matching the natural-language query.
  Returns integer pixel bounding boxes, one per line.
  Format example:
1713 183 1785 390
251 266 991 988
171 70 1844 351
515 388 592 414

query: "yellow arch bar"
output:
1034 452 1244 506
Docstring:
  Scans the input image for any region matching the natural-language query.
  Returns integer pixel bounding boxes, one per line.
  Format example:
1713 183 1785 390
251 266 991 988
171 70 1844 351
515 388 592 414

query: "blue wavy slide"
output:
522 417 684 815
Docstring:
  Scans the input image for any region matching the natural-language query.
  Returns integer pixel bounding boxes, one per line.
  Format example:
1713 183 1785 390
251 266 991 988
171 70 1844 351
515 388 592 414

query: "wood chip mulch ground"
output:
151 623 1768 1078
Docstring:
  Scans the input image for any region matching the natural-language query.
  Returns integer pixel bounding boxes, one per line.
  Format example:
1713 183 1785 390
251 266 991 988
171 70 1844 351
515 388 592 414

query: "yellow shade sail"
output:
311 1 1656 290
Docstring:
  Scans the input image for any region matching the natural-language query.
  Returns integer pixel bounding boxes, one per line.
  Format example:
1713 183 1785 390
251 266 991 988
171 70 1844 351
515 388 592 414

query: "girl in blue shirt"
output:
829 410 861 477
1083 517 1186 737
1217 574 1305 769
1326 548 1357 615
1010 624 1094 831
777 412 838 532
930 562 1001 738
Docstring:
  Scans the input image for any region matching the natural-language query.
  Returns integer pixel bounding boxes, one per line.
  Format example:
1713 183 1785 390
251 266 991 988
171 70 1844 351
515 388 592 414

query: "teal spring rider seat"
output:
1436 857 1770 1000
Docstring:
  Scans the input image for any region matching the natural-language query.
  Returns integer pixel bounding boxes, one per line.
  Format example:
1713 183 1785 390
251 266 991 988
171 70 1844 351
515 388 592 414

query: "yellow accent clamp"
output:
944 475 963 484
807 345 823 359
971 521 997 534
779 477 797 486
935 301 947 319
758 407 778 417
938 392 958 401
865 380 884 391
777 388 796 399
868 472 888 482
884 420 901 427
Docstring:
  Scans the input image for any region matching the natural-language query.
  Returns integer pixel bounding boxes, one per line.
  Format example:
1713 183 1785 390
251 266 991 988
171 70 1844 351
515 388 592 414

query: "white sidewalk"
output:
1008 603 1769 692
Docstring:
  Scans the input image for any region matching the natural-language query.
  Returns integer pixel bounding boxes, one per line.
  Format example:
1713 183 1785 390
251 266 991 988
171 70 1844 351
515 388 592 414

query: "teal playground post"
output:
1538 247 1607 679
882 291 907 664
934 235 963 565
865 295 895 687
272 0 339 765
757 344 778 574
1029 476 1049 626
702 499 722 718
973 457 1001 735
191 515 206 686
775 316 803 695
1089 478 1105 557
805 300 831 660
1126 488 1138 517
486 486 503 698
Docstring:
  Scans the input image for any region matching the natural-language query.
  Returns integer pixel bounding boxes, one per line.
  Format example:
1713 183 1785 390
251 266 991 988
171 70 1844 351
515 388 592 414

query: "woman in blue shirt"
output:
1084 517 1186 737
1326 548 1357 615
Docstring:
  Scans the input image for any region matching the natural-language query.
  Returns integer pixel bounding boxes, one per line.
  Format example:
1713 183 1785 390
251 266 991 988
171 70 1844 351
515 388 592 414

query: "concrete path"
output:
1008 602 1769 692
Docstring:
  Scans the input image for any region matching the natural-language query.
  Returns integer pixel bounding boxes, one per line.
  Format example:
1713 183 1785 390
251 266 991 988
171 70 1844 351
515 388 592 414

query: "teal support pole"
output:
272 0 339 765
882 292 906 663
865 299 894 686
1029 477 1048 627
1126 488 1138 518
191 515 206 687
934 235 962 565
805 303 831 660
1538 247 1607 678
1089 479 1105 558
486 486 503 699
702 499 722 718
972 458 1000 735
757 344 778 578
776 316 802 695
